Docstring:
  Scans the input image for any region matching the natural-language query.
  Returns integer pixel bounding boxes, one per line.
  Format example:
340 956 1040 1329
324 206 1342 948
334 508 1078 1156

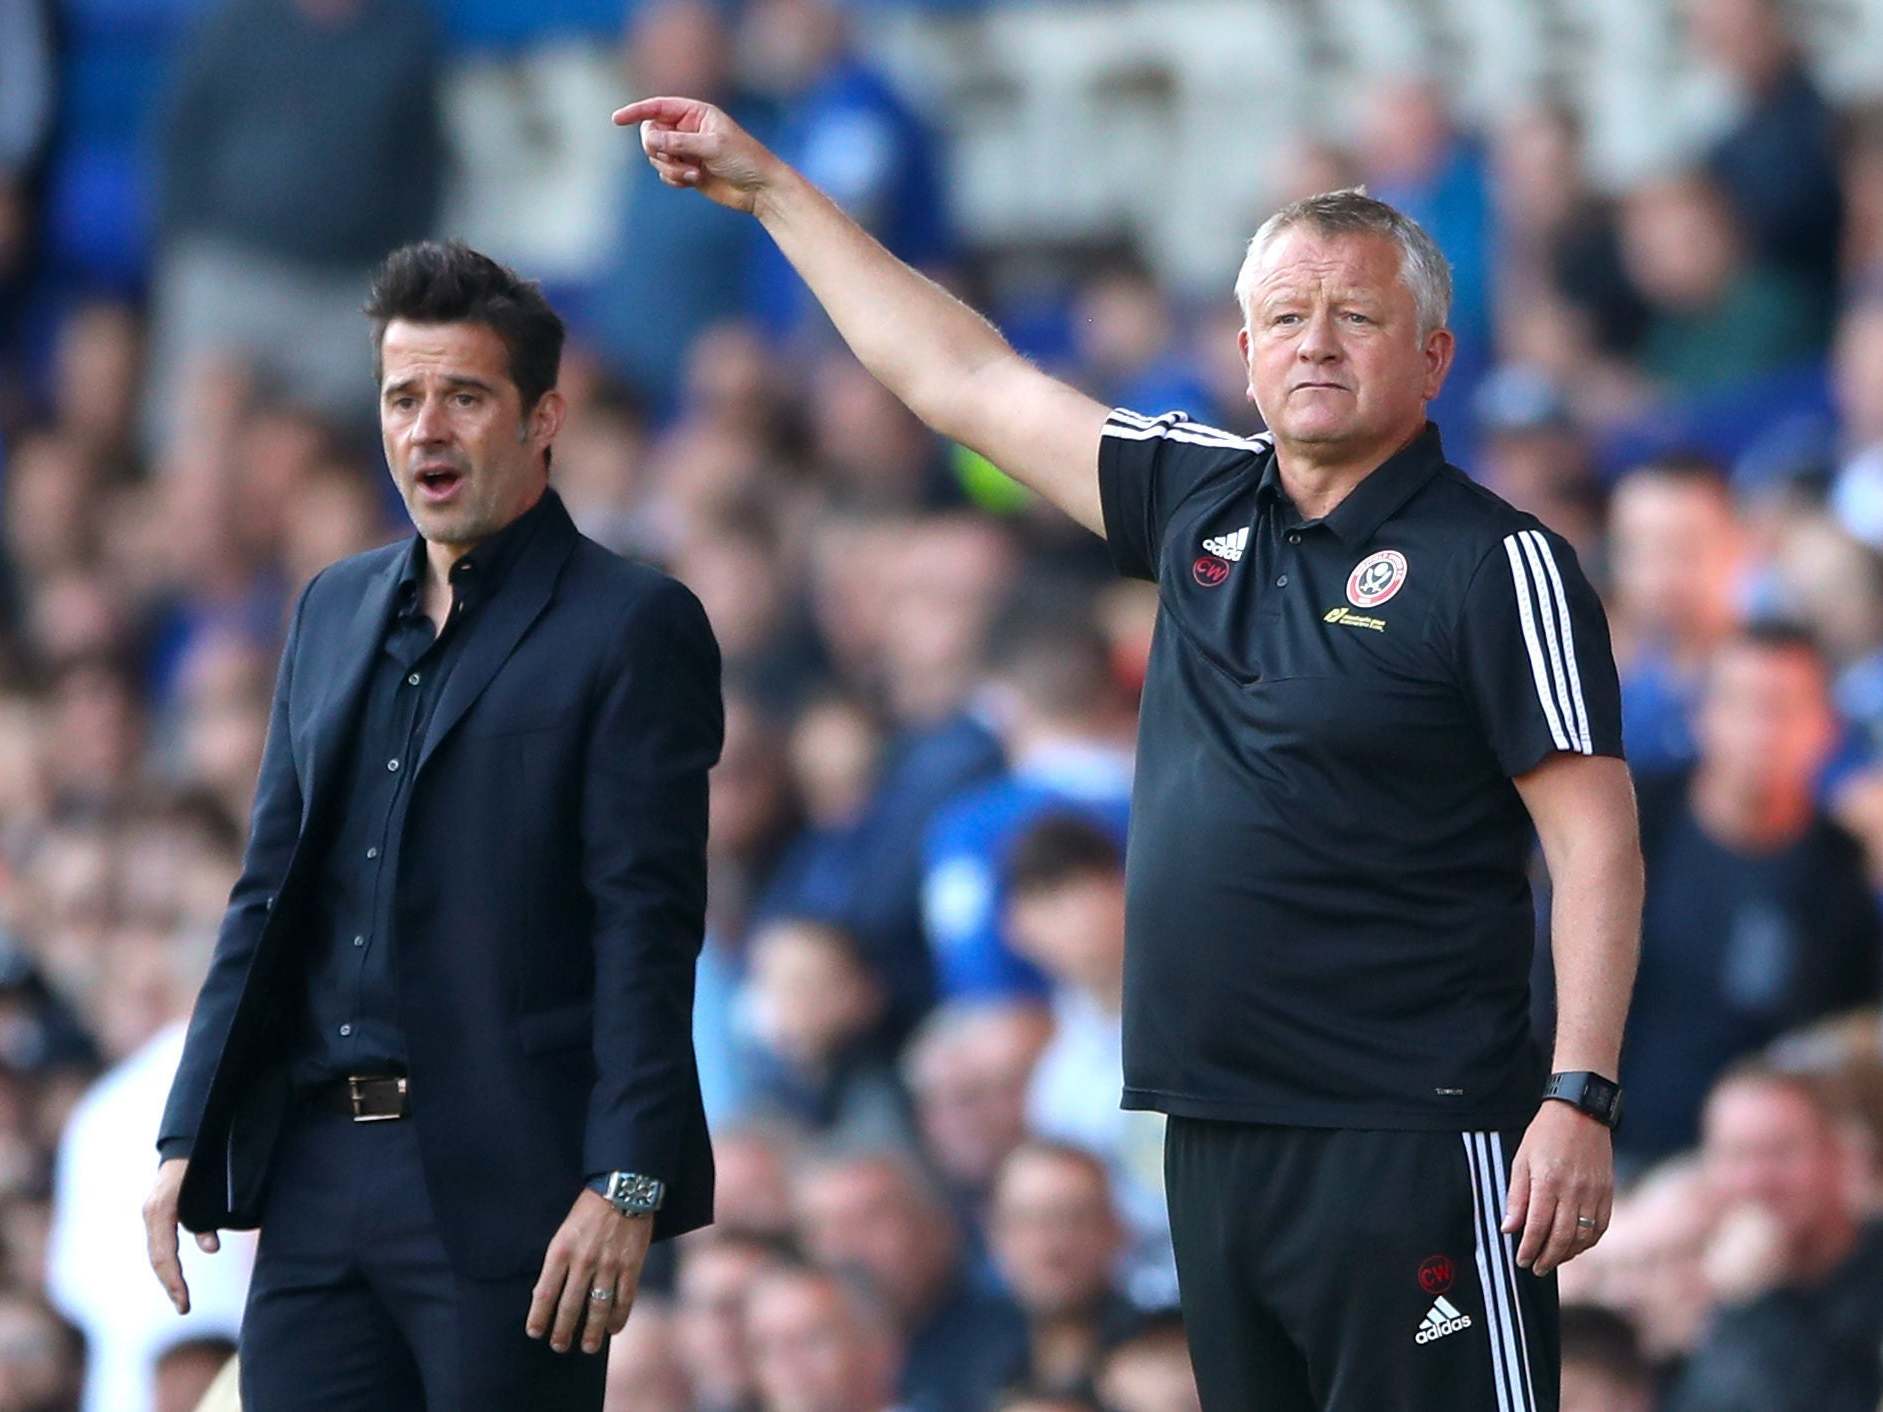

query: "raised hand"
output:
612 97 784 214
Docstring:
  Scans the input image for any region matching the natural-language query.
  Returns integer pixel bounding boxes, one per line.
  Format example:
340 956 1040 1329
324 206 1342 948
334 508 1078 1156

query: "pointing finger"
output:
613 96 702 127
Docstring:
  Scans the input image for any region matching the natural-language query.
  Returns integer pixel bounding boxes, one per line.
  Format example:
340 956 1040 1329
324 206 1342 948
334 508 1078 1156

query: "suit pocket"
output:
516 1002 593 1055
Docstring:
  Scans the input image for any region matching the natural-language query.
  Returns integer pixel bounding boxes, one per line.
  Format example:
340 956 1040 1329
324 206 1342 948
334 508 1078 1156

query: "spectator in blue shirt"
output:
1606 456 1747 773
584 0 771 415
924 588 1133 1001
740 0 952 339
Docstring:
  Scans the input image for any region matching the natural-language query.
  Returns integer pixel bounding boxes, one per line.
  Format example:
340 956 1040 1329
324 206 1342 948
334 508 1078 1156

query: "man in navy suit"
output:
141 241 723 1409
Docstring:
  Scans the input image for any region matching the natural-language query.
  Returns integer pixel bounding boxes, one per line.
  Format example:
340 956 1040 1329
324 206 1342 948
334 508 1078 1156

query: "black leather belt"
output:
307 1075 410 1122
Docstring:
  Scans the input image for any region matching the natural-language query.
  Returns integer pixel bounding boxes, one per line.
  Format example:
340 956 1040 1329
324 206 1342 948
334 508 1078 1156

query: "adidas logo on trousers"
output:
1415 1296 1474 1345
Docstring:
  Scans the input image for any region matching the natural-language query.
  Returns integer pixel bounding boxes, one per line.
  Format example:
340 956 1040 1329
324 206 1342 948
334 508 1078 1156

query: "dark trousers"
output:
239 1098 608 1411
1164 1118 1559 1412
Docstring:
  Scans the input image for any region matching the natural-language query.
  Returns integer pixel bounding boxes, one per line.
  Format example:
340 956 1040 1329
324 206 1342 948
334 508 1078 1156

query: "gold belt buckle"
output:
347 1075 406 1122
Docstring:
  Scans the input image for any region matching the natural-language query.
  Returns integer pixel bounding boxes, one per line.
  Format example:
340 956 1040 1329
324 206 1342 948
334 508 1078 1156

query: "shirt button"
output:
366 846 379 860
338 1024 352 1037
353 934 366 948
407 672 421 687
1288 533 1302 545
1276 574 1289 587
387 758 400 772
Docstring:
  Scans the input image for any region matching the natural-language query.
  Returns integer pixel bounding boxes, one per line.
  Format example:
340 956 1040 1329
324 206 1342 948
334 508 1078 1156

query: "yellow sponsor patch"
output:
1323 606 1387 632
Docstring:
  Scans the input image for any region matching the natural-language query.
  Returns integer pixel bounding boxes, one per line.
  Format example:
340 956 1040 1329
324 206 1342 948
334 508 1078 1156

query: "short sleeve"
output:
1097 408 1261 582
1453 525 1624 776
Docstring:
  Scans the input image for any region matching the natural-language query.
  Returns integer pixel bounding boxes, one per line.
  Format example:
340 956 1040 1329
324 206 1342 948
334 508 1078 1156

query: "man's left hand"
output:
525 1190 655 1354
1500 1099 1613 1277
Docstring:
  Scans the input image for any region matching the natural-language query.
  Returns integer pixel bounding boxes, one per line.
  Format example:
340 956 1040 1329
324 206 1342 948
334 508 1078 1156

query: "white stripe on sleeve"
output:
1502 535 1571 753
1517 531 1581 751
1523 530 1593 753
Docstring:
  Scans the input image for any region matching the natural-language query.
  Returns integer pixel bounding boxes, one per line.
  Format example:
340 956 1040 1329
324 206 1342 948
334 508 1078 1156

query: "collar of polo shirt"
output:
1256 421 1447 546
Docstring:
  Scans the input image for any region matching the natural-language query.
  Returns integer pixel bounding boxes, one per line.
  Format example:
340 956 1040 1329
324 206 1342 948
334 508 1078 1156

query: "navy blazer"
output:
160 491 723 1278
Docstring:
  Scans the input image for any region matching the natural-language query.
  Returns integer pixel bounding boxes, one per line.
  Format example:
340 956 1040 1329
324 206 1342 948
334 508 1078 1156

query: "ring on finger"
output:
588 1286 613 1302
1575 1215 1597 1233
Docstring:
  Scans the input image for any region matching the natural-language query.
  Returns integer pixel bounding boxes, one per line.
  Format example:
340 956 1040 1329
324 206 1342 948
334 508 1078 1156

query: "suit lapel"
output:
302 547 408 825
416 494 578 776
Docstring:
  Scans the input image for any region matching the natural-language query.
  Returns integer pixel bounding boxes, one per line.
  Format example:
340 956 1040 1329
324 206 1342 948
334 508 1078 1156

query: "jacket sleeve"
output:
156 576 315 1158
578 576 724 1183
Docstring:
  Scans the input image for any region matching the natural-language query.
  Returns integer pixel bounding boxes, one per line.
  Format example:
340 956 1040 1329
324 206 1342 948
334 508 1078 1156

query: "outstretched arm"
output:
614 96 1109 535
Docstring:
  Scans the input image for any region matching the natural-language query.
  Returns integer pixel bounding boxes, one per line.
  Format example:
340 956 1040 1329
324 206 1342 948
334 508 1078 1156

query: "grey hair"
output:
1233 188 1453 335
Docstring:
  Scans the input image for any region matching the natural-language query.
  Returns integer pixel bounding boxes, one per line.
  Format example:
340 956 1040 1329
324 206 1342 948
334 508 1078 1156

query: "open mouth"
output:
416 467 464 502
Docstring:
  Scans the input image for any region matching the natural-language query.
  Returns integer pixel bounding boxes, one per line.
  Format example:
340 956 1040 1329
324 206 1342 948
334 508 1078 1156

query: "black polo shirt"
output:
1098 409 1623 1131
290 492 551 1088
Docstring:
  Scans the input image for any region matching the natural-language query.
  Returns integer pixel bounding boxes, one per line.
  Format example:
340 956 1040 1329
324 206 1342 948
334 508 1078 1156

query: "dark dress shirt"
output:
289 494 553 1086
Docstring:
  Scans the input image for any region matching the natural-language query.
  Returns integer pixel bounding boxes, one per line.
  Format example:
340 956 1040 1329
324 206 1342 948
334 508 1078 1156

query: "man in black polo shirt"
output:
623 98 1643 1412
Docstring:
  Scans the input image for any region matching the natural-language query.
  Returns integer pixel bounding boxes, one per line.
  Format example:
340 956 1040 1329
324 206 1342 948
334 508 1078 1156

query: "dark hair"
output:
1623 451 1732 497
986 581 1116 718
1006 813 1123 898
1728 618 1825 661
364 241 564 414
1558 1304 1651 1389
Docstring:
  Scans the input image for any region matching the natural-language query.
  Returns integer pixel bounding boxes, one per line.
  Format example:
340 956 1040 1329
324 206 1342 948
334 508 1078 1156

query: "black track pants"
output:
1164 1117 1559 1412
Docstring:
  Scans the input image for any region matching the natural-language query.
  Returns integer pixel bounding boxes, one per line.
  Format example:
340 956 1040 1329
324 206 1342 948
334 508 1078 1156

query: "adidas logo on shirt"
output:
1414 1296 1473 1345
1202 528 1247 562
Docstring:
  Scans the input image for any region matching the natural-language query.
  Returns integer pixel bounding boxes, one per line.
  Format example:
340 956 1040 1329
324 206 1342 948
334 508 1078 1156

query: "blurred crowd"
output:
4 0 1883 1408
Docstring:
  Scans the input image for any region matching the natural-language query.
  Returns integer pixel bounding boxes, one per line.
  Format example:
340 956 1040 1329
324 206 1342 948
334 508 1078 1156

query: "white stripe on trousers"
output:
1489 1132 1541 1410
1463 1132 1536 1411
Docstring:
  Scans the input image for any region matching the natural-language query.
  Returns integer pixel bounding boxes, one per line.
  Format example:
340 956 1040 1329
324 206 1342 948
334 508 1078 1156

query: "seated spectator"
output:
604 1297 691 1412
0 1292 83 1412
586 0 767 413
745 1262 904 1412
1686 0 1845 325
1472 365 1605 558
1577 1157 1717 1378
740 0 951 339
988 1141 1136 1396
760 513 1015 1039
1617 171 1824 398
673 1229 796 1412
1007 815 1174 1304
150 1335 235 1412
1068 257 1213 418
792 1147 1024 1412
1559 1305 1656 1412
711 1121 804 1242
1092 1310 1200 1412
1622 624 1882 1165
1665 1063 1883 1412
47 929 253 1412
902 999 1052 1286
1606 456 1746 772
924 591 1133 1003
147 0 444 441
739 916 913 1148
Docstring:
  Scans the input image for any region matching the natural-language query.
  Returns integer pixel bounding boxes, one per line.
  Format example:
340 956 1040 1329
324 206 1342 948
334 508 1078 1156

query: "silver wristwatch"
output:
597 1171 665 1216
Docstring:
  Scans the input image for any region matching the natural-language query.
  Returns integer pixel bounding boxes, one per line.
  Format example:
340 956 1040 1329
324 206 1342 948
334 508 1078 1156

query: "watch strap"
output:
1542 1070 1623 1129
